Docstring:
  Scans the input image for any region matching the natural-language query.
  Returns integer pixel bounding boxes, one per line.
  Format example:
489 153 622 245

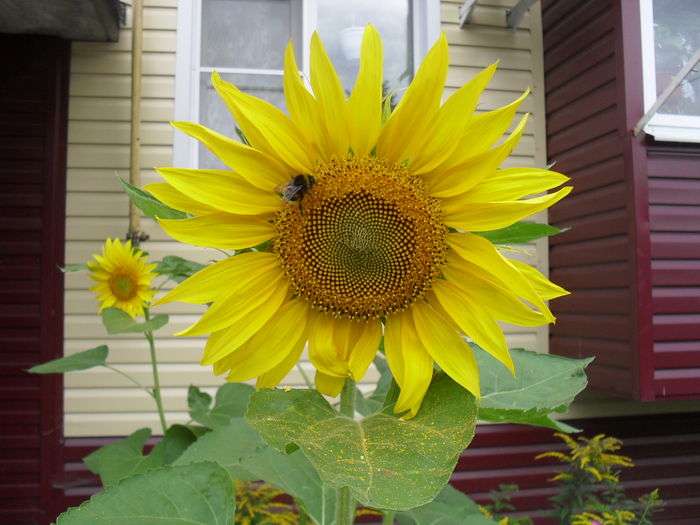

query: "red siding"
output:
0 35 69 524
57 414 700 524
648 148 700 398
542 0 643 398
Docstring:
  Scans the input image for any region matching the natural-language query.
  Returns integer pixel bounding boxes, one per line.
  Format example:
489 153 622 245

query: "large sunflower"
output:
88 238 157 318
150 26 571 415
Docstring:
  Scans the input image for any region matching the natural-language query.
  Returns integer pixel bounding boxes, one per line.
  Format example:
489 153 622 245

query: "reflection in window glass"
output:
317 0 413 96
653 0 700 116
199 73 284 168
201 0 302 69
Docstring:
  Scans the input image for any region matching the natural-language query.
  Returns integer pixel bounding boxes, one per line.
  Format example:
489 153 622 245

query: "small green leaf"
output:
83 428 163 487
29 346 108 374
247 373 478 510
356 355 393 416
477 221 562 244
101 307 168 334
189 383 254 430
155 255 205 283
476 346 592 432
158 424 199 464
176 417 335 525
118 177 187 220
61 263 88 272
56 462 234 525
397 485 497 525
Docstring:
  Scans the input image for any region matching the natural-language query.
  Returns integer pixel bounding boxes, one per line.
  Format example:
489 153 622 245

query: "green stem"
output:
336 378 356 525
382 510 395 525
103 364 151 396
144 307 168 434
296 363 313 389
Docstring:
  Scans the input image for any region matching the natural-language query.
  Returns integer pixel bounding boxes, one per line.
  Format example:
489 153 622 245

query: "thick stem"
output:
382 511 395 525
144 308 168 434
336 378 356 525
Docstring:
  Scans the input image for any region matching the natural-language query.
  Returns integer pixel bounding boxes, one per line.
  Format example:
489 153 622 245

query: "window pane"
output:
316 0 413 95
653 0 700 116
199 72 284 168
201 0 302 69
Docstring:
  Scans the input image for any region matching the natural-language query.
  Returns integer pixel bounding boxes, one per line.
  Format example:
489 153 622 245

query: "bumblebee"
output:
279 174 316 212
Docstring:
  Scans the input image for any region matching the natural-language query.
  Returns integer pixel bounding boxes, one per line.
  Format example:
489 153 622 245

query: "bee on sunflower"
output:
149 26 571 416
87 238 157 318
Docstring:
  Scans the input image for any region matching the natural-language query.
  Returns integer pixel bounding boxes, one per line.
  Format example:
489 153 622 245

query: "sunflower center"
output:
275 157 446 319
109 274 137 301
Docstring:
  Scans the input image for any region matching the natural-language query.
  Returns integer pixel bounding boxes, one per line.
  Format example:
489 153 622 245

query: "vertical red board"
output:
0 34 69 524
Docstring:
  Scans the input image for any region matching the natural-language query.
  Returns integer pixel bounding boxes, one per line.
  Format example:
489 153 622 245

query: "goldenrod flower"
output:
87 238 157 318
152 26 570 415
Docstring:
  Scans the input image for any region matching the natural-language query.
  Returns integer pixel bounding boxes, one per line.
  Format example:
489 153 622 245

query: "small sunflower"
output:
151 26 571 415
87 238 157 318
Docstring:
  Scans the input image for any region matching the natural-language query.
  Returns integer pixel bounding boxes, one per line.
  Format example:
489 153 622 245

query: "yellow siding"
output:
64 0 550 436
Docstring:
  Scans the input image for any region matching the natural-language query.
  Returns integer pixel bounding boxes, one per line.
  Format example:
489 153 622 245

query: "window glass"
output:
653 0 700 116
201 0 302 69
316 0 413 95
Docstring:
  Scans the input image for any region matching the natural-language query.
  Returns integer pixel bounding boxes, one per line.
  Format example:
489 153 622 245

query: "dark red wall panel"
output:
0 34 69 524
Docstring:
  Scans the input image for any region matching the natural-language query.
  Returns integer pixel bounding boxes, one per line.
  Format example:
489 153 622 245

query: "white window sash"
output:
639 0 700 142
174 0 442 167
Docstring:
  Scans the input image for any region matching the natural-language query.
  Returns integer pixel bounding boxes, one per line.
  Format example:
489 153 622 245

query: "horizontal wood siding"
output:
59 413 700 524
648 147 700 398
63 0 552 437
542 0 638 397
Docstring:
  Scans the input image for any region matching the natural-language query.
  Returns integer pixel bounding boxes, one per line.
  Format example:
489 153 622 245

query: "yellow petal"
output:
439 90 529 171
310 32 350 158
411 63 497 175
442 261 551 326
211 71 313 173
155 252 279 305
144 183 217 216
315 370 346 397
411 300 480 398
510 259 570 300
257 335 308 389
442 186 572 231
200 282 289 364
348 25 383 157
156 167 281 215
347 319 382 382
384 310 433 417
283 42 325 158
226 299 310 382
376 34 449 164
431 280 513 373
425 114 529 198
158 212 275 250
170 121 289 191
457 168 569 203
308 313 350 378
447 233 550 315
181 266 286 336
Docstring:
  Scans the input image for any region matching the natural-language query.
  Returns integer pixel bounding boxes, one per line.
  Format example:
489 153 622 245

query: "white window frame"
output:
173 0 441 167
639 0 700 143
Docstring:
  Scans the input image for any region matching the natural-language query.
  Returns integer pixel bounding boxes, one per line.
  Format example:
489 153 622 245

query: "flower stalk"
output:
336 378 357 525
144 307 167 434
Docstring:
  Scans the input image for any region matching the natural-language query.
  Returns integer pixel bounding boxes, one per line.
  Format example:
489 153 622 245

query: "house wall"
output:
63 0 549 437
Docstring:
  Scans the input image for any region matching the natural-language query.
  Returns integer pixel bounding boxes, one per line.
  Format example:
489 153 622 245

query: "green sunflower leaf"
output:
246 373 478 511
118 177 187 220
83 425 198 488
355 354 393 416
475 346 592 433
477 221 563 244
28 345 108 374
396 485 497 525
101 307 169 334
61 263 88 272
176 417 336 525
155 255 205 283
56 461 234 525
189 383 254 430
